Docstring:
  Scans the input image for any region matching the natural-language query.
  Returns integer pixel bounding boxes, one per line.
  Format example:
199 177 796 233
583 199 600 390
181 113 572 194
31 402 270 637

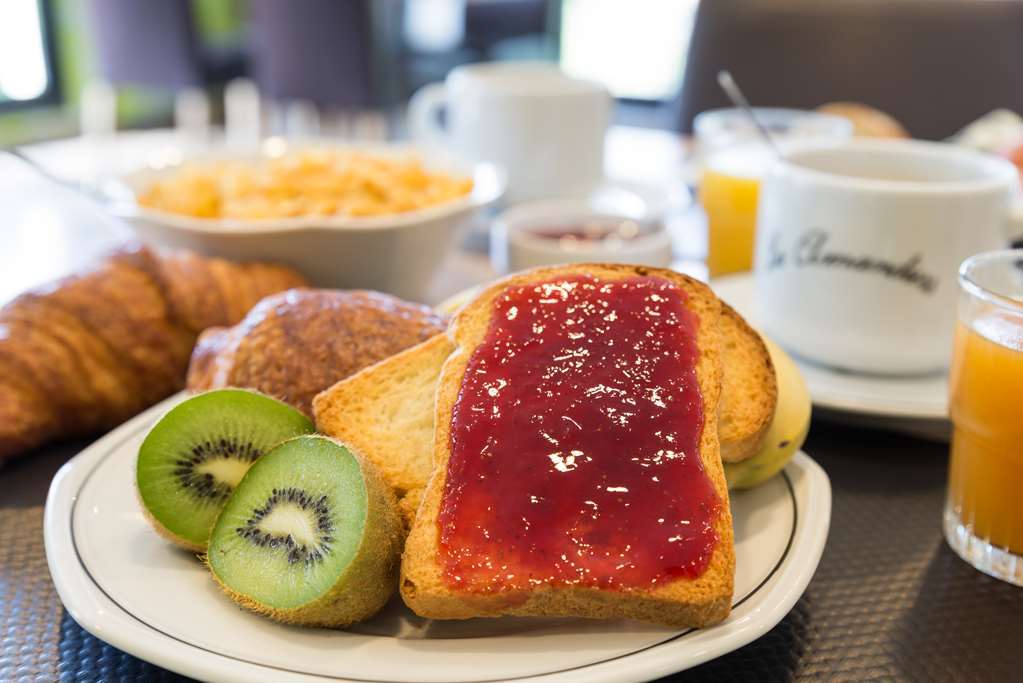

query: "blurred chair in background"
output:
402 0 476 95
403 0 559 100
676 0 1023 139
83 0 247 138
464 0 557 61
247 0 403 138
85 0 246 91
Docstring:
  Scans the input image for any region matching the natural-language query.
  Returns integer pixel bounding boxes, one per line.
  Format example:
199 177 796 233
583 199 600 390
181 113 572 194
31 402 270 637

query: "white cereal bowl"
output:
106 141 505 301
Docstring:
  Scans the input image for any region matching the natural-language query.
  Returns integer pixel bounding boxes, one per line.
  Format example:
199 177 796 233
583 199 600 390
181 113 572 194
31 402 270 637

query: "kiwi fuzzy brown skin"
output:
138 495 206 554
205 436 404 628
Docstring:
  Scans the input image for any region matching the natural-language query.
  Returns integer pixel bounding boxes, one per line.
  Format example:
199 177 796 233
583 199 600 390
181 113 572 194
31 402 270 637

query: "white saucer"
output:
45 393 831 683
712 273 948 422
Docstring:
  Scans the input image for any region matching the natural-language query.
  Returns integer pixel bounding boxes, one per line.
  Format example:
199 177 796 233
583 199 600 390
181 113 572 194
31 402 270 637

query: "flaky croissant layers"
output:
0 244 307 461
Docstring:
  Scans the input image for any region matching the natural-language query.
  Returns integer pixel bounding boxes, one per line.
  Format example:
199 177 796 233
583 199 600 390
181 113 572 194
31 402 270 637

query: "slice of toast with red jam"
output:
313 290 776 529
399 264 735 628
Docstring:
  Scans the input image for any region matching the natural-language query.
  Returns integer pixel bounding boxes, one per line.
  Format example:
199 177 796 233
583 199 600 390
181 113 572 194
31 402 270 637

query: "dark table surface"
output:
3 135 1023 682
5 416 1023 682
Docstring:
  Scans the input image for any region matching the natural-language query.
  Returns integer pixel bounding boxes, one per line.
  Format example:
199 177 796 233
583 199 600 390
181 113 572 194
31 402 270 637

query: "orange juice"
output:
698 144 772 277
948 314 1023 554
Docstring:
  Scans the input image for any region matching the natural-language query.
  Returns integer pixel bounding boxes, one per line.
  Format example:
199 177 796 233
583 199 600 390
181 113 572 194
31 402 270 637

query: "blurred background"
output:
5 0 1023 146
0 0 702 144
4 0 1023 297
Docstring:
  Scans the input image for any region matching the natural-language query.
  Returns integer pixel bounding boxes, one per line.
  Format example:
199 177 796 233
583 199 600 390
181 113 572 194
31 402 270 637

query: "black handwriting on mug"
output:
767 230 938 294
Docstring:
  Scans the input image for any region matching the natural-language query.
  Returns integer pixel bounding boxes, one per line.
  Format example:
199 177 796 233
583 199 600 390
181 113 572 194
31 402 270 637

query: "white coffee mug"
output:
408 62 612 203
754 139 1023 375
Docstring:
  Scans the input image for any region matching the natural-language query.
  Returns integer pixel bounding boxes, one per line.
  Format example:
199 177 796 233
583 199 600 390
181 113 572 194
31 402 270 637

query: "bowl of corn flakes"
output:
111 139 505 300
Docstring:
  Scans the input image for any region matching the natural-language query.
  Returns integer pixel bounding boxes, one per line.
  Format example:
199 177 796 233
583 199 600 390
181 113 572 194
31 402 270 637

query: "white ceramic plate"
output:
45 394 831 683
712 273 948 421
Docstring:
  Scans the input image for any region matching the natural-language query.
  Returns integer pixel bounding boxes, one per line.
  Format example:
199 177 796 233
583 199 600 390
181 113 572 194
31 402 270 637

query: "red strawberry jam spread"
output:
439 275 721 592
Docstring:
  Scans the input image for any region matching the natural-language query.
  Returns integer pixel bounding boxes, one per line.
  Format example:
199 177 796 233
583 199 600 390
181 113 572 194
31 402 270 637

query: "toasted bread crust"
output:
717 303 777 463
400 264 735 628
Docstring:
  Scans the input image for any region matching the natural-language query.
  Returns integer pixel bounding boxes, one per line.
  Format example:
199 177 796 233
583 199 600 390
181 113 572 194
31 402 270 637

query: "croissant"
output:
187 289 446 417
0 243 307 462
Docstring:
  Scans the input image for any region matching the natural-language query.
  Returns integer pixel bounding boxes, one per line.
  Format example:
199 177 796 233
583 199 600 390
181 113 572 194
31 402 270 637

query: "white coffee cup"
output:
408 62 612 203
754 139 1023 375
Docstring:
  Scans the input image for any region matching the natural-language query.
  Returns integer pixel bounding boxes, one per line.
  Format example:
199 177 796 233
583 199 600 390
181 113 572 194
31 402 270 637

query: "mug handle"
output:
407 83 448 150
1008 199 1023 248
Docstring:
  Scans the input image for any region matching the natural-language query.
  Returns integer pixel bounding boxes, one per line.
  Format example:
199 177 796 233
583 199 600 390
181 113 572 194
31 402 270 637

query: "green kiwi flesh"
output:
207 435 402 627
136 389 314 551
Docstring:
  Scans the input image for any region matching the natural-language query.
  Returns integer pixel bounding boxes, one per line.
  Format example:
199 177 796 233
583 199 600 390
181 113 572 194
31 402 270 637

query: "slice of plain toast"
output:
312 333 453 522
400 263 735 628
313 300 775 524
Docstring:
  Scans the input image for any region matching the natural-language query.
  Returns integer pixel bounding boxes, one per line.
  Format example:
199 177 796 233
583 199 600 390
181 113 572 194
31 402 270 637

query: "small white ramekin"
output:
490 198 673 274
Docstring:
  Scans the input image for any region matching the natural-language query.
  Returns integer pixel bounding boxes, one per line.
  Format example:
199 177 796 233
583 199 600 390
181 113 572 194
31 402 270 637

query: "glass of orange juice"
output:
698 143 772 276
945 249 1023 585
693 108 852 277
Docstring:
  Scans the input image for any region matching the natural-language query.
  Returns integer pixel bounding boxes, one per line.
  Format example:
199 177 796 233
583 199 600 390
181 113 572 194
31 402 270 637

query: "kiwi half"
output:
207 435 402 628
136 389 315 552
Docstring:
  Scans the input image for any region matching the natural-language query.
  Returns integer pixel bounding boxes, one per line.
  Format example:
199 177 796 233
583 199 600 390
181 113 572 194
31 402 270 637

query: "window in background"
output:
0 0 59 111
559 0 697 101
405 0 465 53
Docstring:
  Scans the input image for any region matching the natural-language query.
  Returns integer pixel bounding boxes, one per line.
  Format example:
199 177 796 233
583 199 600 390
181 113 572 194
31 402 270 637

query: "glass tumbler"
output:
692 108 852 277
945 249 1023 585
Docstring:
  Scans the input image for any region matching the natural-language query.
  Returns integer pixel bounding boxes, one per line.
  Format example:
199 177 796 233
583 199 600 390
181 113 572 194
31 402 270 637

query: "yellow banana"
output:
724 337 812 490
